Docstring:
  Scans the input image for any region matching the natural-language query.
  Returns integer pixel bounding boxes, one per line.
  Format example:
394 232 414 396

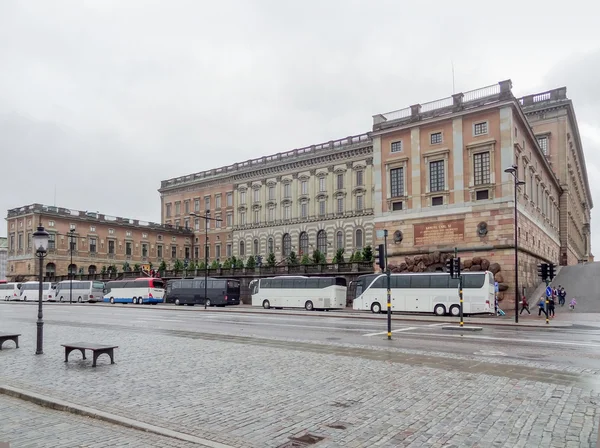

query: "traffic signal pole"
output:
384 230 391 340
545 278 550 325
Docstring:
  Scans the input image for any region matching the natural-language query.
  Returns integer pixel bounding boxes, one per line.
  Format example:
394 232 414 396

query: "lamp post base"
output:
35 320 44 355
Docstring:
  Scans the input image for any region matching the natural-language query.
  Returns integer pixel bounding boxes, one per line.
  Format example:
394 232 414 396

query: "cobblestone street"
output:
1 305 599 447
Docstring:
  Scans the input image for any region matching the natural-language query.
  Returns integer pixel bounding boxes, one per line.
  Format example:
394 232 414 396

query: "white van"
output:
55 280 105 303
1 283 21 301
19 282 55 302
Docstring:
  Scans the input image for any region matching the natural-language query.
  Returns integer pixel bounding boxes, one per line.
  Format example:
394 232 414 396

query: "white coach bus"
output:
55 280 106 303
352 271 495 316
250 276 347 311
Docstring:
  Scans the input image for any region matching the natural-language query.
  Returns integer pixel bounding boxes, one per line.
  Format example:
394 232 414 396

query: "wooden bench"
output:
0 333 20 350
61 342 118 367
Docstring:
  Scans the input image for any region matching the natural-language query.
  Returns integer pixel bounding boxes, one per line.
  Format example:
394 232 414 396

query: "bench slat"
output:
61 343 118 350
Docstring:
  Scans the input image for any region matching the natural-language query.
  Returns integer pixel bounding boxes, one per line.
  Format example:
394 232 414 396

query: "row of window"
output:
260 277 347 289
364 273 486 289
239 171 365 204
165 193 234 218
238 196 365 225
238 229 365 258
389 122 489 155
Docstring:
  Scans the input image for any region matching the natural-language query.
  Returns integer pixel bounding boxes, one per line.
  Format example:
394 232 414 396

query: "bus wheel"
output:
175 299 180 306
263 300 270 309
132 297 137 304
371 302 382 314
77 297 82 303
449 305 460 317
305 301 314 311
110 297 115 304
434 304 447 316
205 299 211 307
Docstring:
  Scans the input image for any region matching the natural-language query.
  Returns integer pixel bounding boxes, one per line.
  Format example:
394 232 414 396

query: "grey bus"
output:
165 277 241 306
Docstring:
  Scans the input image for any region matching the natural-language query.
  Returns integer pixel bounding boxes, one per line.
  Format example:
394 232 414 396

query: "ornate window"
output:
253 239 259 255
319 177 326 192
336 173 344 190
317 230 327 255
473 152 491 185
239 241 245 257
336 230 344 250
267 237 274 255
429 160 445 192
390 167 404 197
299 232 309 256
355 229 364 250
282 233 292 257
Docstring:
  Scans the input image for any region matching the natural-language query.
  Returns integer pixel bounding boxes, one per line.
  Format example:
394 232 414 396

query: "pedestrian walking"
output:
548 294 556 318
559 286 566 306
520 295 530 314
538 297 547 317
569 298 577 310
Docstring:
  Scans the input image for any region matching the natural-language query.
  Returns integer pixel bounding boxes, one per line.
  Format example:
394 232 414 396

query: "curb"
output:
442 326 483 332
0 385 234 448
1 301 571 328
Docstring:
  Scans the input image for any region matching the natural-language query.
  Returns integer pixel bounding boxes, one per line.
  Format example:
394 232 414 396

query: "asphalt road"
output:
3 302 600 372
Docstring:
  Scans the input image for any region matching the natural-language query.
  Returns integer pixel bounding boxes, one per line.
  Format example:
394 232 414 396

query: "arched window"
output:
46 262 56 277
253 239 259 255
267 237 274 255
68 264 77 275
317 230 327 255
355 229 364 250
239 241 245 257
336 231 344 250
282 233 291 257
299 232 309 256
88 265 97 275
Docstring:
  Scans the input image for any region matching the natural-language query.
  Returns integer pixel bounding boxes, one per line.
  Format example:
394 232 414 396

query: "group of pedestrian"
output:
519 285 576 318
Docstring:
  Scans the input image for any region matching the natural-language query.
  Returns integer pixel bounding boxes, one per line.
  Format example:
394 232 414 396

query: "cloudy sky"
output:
1 1 599 253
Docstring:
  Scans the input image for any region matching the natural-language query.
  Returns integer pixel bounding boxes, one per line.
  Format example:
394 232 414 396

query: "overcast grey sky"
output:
1 1 599 253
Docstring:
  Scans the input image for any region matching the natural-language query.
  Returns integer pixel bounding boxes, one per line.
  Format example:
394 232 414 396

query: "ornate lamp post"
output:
190 211 222 309
33 225 49 355
504 165 526 324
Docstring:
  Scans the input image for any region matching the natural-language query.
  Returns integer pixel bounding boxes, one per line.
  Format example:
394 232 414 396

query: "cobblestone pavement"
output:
0 394 201 448
1 316 599 447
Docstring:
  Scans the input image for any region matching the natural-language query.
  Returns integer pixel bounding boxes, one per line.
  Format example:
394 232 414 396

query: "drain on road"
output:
277 433 325 447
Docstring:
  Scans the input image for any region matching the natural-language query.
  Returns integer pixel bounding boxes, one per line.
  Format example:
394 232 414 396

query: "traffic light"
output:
446 257 454 278
453 257 461 278
548 263 556 281
537 263 548 280
375 244 386 272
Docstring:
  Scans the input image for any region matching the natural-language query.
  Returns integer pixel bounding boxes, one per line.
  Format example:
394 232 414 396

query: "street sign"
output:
494 282 499 293
546 286 552 297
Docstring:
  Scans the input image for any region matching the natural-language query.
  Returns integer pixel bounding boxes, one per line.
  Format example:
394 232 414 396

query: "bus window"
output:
430 276 449 288
261 279 271 288
463 274 485 289
449 277 460 289
391 275 410 289
152 280 165 289
410 275 430 288
271 279 282 289
293 279 306 289
335 277 347 287
372 276 385 288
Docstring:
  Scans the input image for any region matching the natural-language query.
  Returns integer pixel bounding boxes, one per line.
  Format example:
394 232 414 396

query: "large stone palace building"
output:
5 204 193 279
370 81 592 301
159 135 374 263
6 79 593 305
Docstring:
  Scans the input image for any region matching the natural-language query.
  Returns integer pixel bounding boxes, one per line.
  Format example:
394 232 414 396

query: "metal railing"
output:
462 84 501 103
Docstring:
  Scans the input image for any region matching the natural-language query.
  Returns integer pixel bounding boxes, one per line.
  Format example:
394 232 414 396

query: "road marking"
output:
363 322 445 336
363 327 417 336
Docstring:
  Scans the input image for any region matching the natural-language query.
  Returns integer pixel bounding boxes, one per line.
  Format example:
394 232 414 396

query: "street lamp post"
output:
190 211 222 309
69 228 75 304
505 165 526 324
33 224 49 355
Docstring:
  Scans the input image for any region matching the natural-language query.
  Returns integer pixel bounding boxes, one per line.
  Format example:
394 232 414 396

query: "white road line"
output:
363 327 417 337
363 322 446 336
